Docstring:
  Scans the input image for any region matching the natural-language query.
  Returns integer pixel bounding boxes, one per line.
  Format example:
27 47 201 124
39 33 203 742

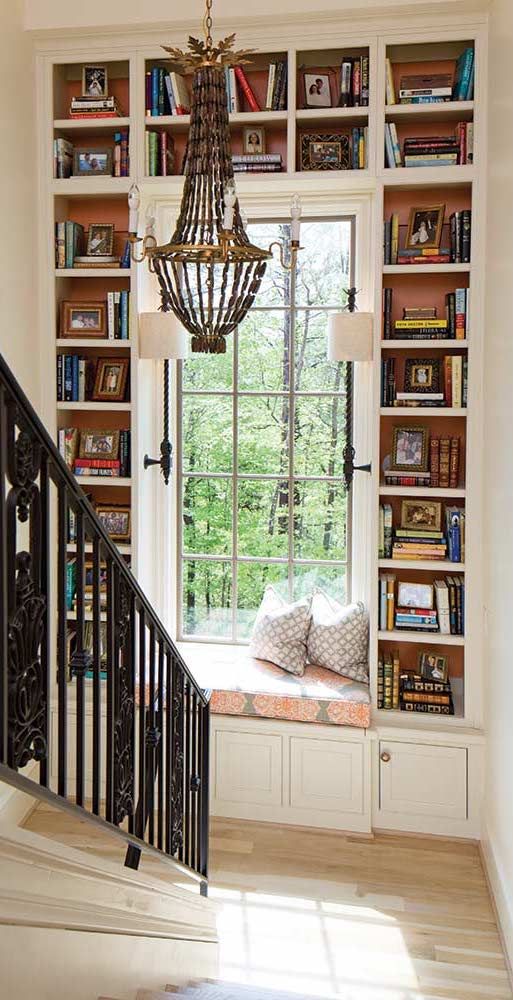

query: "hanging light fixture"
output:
128 0 302 356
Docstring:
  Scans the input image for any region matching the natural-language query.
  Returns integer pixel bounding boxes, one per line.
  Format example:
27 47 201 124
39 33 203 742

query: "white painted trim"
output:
0 763 39 829
480 823 513 982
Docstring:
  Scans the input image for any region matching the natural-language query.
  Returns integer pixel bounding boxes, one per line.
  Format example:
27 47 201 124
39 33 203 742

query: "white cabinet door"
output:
214 729 283 806
290 737 364 814
379 741 467 820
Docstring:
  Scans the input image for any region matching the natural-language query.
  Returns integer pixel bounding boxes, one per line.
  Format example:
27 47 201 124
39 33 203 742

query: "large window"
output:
177 217 354 641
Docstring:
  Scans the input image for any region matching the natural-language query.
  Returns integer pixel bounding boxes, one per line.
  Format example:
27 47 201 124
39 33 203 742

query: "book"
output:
383 503 393 558
450 437 460 488
453 46 474 101
383 288 393 340
385 58 396 104
234 66 260 112
390 214 399 265
54 138 73 179
439 438 451 489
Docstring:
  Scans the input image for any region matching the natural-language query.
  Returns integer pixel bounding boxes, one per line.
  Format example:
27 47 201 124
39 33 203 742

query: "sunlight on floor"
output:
209 882 421 1000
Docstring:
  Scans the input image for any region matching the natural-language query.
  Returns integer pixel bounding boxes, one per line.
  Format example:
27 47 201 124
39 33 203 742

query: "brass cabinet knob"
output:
380 751 391 763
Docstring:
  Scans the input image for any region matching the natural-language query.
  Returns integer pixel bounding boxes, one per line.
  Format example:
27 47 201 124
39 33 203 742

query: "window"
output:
177 217 354 641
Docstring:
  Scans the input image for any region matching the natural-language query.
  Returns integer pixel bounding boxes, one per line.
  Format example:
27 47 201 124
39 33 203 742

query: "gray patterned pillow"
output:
307 591 369 683
249 587 312 676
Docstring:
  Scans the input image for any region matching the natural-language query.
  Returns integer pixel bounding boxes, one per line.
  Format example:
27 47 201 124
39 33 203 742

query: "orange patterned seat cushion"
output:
179 644 371 729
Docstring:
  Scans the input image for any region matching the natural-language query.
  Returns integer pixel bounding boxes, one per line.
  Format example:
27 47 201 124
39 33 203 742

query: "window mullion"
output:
232 327 238 642
288 252 296 603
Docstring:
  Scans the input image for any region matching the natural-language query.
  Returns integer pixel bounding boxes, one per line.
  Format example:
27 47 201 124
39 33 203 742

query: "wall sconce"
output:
139 311 188 485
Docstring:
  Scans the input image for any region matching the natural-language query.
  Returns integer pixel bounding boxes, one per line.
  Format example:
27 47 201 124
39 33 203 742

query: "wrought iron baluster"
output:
113 576 134 827
137 608 146 841
127 591 136 835
0 386 9 765
91 536 102 815
105 557 116 822
39 454 51 788
157 641 165 851
73 510 88 807
183 679 191 866
199 699 210 888
165 648 173 855
190 689 198 872
57 483 68 798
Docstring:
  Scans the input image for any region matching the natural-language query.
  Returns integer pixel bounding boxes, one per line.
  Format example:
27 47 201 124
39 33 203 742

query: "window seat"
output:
178 643 371 729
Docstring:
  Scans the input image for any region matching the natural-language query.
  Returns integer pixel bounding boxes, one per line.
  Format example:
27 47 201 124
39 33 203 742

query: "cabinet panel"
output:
214 729 283 806
379 741 467 820
290 737 363 814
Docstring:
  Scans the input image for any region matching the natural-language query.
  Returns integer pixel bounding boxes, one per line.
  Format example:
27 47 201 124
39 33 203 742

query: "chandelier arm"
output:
214 262 230 336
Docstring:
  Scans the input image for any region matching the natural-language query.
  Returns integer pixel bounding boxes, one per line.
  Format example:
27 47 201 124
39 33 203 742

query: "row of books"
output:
379 574 465 635
385 48 474 104
69 94 125 118
55 223 130 270
337 55 370 108
145 130 175 176
383 292 469 341
383 210 471 265
232 153 283 174
384 435 461 489
379 504 465 563
380 356 467 408
347 128 368 170
59 427 131 478
229 63 287 113
378 657 454 715
384 124 473 169
145 68 190 117
58 356 93 402
106 290 130 339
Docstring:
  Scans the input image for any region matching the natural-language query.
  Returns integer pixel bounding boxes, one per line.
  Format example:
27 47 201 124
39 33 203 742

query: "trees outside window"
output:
177 218 354 641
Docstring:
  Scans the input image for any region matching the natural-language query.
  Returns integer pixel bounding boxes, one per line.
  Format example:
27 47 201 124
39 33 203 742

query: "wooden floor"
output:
23 807 512 1000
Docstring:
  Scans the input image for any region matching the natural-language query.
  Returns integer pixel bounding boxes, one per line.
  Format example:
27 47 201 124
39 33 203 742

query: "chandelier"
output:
127 0 302 355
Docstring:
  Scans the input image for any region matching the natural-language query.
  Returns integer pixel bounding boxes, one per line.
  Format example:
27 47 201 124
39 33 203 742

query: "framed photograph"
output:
243 127 266 155
60 301 106 339
405 204 445 250
86 224 114 257
404 358 442 395
392 425 429 472
96 504 131 542
301 68 335 108
82 65 108 98
397 581 434 610
73 148 113 177
300 133 350 171
419 651 448 683
401 499 442 531
79 429 120 461
92 358 129 402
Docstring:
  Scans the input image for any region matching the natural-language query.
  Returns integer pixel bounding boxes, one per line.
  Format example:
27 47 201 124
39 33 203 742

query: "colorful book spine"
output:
234 66 260 112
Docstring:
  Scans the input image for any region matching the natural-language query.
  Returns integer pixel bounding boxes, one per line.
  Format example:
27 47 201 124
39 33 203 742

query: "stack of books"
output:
450 210 472 263
232 153 282 174
54 138 73 178
377 651 400 709
145 130 175 176
399 72 453 105
394 315 448 339
434 576 465 634
402 135 460 168
58 428 131 478
379 503 465 564
395 606 439 632
391 526 447 562
339 54 370 107
113 132 129 177
69 94 124 118
383 291 469 340
445 289 469 339
55 221 85 268
400 673 455 715
383 210 471 265
145 69 190 116
74 255 120 269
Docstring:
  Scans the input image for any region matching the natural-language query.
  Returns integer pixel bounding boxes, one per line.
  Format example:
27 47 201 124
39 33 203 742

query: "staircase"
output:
111 983 333 1000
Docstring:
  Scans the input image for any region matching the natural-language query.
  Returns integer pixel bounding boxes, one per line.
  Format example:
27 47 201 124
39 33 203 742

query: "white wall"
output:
483 0 513 962
0 0 38 404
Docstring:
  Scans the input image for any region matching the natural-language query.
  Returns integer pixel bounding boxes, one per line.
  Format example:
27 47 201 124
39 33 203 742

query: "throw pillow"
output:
307 590 369 683
249 586 312 676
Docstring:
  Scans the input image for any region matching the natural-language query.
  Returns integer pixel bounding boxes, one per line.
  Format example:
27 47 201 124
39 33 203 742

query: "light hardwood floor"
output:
23 806 512 1000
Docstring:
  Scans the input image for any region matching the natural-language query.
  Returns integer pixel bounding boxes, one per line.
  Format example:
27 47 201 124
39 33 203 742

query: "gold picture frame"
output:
79 429 120 461
92 358 129 402
95 504 131 542
86 223 115 257
405 204 445 250
60 301 107 339
401 499 442 531
418 651 448 683
300 133 350 171
391 425 429 472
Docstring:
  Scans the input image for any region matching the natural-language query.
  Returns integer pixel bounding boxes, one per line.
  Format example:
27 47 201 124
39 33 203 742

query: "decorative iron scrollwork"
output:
113 580 134 825
11 421 42 523
171 676 184 854
8 552 47 769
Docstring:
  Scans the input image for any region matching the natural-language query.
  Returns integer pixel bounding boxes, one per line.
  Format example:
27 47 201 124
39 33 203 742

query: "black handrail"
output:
0 350 209 891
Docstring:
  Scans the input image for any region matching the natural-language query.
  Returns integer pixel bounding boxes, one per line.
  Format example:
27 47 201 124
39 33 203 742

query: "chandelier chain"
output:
203 0 213 53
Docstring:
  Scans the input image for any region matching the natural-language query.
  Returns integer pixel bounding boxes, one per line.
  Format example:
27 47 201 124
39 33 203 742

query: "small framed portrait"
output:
397 581 434 610
392 425 429 472
73 148 113 177
401 499 442 531
300 133 350 171
405 204 445 250
301 69 334 108
82 65 108 98
419 651 448 683
60 301 106 338
92 358 129 402
86 224 115 257
243 127 266 155
96 504 131 542
404 358 442 395
79 429 120 461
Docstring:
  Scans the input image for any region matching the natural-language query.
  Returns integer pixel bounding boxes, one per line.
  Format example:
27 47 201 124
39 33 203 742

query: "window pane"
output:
248 222 292 308
238 479 289 558
295 220 352 308
294 396 346 478
182 560 232 637
293 479 347 560
182 396 233 473
237 562 289 640
238 311 290 392
182 339 233 391
293 564 347 604
295 311 345 393
182 478 232 555
238 396 289 475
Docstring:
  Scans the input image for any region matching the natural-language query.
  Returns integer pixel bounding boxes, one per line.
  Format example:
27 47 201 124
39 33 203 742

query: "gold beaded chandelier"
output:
128 0 301 355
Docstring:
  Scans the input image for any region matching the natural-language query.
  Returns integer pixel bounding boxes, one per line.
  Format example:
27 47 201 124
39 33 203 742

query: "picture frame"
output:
397 581 434 610
401 499 442 531
300 133 350 171
404 358 442 395
60 301 107 339
95 504 131 542
300 67 335 108
73 148 113 177
243 127 266 155
405 204 445 250
86 224 115 257
391 425 429 472
419 651 448 683
79 429 120 461
82 65 108 98
92 358 129 402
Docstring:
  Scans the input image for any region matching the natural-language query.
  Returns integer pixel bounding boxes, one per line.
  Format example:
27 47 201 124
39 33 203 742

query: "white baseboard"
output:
479 821 513 982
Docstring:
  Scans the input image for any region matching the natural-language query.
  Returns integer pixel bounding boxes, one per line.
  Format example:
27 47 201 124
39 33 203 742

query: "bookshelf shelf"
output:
51 178 133 194
146 110 289 130
380 407 467 416
67 542 131 555
56 339 132 348
296 107 369 123
57 402 132 411
384 101 474 122
54 116 132 131
381 165 474 186
383 263 471 275
379 485 466 498
378 559 465 570
381 340 468 350
74 476 132 487
55 268 132 278
378 631 465 646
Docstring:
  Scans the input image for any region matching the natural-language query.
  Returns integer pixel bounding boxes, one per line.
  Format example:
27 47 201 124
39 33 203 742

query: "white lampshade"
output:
139 312 189 359
327 312 374 362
